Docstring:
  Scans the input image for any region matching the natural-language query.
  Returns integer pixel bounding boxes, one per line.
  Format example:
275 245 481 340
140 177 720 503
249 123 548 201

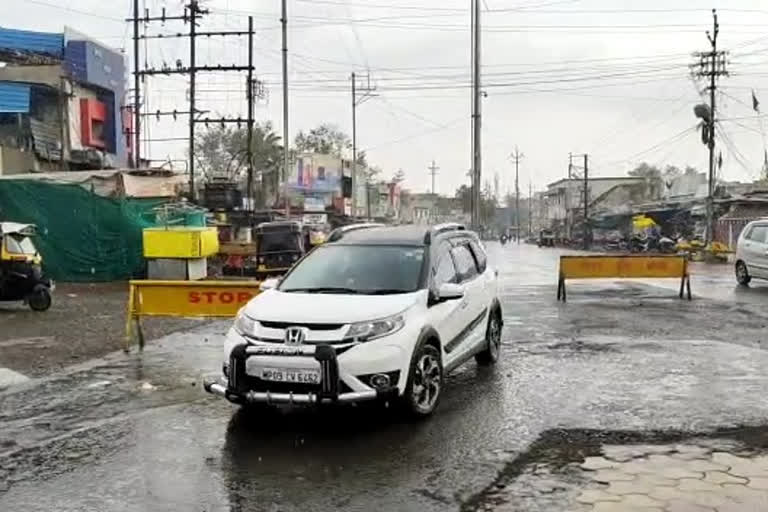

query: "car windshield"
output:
4 234 37 255
279 244 425 294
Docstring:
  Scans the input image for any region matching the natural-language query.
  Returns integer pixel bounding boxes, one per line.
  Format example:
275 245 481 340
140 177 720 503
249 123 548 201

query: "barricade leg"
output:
124 284 135 353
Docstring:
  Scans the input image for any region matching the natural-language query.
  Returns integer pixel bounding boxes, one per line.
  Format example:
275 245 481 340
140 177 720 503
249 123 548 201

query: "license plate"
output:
261 367 321 384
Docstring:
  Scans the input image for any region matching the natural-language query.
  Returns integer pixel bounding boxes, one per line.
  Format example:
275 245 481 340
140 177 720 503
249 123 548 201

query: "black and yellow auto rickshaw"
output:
223 220 307 279
0 223 53 311
252 221 306 279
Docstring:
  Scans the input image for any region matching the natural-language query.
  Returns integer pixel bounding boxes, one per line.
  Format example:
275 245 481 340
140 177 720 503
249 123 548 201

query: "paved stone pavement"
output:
570 442 768 512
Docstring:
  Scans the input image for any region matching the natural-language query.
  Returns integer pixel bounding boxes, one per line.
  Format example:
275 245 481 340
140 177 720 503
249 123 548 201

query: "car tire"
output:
476 310 501 366
402 343 443 417
28 285 52 312
736 261 751 286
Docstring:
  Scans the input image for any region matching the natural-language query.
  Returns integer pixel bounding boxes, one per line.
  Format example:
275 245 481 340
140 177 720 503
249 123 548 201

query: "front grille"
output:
259 320 344 331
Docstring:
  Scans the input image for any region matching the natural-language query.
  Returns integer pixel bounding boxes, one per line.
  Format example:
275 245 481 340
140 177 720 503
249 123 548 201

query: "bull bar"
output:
203 342 398 405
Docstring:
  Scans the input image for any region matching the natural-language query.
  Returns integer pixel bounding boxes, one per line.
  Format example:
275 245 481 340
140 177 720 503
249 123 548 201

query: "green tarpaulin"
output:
0 180 165 282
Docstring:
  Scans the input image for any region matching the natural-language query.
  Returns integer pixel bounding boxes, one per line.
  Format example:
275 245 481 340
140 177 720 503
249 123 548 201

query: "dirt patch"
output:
0 282 206 377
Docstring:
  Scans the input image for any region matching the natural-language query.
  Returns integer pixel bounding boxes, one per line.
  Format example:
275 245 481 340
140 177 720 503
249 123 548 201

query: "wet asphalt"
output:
3 244 768 511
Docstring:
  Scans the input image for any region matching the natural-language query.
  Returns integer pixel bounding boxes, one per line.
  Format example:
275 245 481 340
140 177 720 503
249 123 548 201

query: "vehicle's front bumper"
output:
204 342 400 405
204 378 395 405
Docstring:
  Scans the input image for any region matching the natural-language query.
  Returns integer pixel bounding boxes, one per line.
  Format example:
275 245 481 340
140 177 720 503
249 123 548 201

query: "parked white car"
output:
735 220 768 285
205 223 502 416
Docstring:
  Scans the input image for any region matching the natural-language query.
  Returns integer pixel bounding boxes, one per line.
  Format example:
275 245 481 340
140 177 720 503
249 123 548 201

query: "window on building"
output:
317 166 326 180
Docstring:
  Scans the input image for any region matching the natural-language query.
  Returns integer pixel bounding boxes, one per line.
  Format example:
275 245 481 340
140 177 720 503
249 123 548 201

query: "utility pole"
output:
352 72 356 217
129 3 256 202
528 180 533 238
583 154 589 250
132 0 140 168
510 147 523 243
693 9 727 244
471 0 482 229
188 0 198 201
566 153 573 239
428 160 439 194
281 0 290 217
351 72 376 218
246 15 254 207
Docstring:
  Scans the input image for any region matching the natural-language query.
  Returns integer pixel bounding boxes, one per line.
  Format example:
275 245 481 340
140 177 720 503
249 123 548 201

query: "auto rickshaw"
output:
0 223 53 311
224 220 307 279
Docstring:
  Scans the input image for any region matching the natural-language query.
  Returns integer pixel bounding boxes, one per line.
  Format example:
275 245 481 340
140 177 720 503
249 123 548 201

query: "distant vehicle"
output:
538 229 555 247
205 223 502 417
735 220 768 285
0 223 53 311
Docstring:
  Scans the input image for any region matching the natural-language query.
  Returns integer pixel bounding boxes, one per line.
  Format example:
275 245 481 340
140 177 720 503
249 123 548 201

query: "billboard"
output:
290 154 342 193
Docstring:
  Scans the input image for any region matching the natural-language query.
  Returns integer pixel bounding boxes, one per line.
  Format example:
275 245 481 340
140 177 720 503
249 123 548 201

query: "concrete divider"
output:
557 255 691 302
125 280 261 351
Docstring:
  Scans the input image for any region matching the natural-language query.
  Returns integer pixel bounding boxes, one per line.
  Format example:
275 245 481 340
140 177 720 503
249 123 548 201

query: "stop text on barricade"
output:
557 255 691 302
125 280 262 351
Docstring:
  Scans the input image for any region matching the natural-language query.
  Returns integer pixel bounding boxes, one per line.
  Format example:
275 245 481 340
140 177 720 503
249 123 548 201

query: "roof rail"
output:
327 222 384 242
424 223 466 244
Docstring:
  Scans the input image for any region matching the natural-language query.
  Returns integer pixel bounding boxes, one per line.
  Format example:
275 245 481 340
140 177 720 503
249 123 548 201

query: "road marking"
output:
0 367 30 389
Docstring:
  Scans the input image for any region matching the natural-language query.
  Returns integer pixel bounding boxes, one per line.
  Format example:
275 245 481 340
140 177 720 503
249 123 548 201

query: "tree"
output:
628 162 662 179
294 123 350 157
392 168 406 183
629 162 663 200
195 121 282 180
294 123 368 168
455 184 471 213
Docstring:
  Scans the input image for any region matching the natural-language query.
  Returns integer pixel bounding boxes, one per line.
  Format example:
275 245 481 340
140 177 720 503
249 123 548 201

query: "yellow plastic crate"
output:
143 227 220 259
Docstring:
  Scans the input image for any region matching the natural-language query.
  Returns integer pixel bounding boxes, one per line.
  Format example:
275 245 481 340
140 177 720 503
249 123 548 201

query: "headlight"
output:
234 309 257 336
345 314 405 342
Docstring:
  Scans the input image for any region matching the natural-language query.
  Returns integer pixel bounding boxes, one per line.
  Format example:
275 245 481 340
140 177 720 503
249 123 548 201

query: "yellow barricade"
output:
125 280 261 351
557 255 691 302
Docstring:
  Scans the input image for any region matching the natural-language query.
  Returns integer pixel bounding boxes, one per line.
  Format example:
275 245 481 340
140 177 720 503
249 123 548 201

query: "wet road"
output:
4 244 768 511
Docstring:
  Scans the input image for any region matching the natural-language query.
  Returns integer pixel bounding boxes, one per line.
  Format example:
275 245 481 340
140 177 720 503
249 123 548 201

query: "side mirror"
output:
260 277 280 291
436 282 463 301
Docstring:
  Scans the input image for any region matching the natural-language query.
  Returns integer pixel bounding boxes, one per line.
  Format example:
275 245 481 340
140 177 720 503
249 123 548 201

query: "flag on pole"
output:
753 90 760 112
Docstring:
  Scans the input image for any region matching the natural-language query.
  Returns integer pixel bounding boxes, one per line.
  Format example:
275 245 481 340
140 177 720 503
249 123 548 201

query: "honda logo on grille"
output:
284 326 307 345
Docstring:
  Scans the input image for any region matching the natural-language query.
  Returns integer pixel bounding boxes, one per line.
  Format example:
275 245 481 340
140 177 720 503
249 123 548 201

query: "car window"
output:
433 247 458 287
451 244 479 282
747 225 768 243
468 240 487 273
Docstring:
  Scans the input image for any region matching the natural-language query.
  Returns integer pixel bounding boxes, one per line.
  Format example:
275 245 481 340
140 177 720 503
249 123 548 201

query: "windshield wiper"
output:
282 287 360 294
363 289 413 295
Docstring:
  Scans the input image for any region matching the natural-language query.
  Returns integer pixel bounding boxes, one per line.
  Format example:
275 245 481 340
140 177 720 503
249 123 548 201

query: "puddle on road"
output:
462 426 768 512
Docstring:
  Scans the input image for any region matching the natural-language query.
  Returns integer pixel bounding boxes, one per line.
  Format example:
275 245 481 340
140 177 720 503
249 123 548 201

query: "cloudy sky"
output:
6 0 768 197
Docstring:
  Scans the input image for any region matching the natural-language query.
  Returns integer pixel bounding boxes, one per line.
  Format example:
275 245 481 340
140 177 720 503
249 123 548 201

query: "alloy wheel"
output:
412 353 441 413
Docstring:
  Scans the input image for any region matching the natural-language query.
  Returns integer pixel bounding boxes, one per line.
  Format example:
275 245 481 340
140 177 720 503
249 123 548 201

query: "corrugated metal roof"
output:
0 27 63 57
0 81 30 113
30 118 62 161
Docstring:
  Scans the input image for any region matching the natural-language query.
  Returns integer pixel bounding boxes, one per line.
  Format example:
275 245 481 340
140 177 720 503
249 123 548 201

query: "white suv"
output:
205 223 502 416
735 220 768 285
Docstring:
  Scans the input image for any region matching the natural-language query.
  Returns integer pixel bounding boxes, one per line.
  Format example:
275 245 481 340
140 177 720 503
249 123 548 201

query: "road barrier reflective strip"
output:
557 255 691 302
125 279 262 352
